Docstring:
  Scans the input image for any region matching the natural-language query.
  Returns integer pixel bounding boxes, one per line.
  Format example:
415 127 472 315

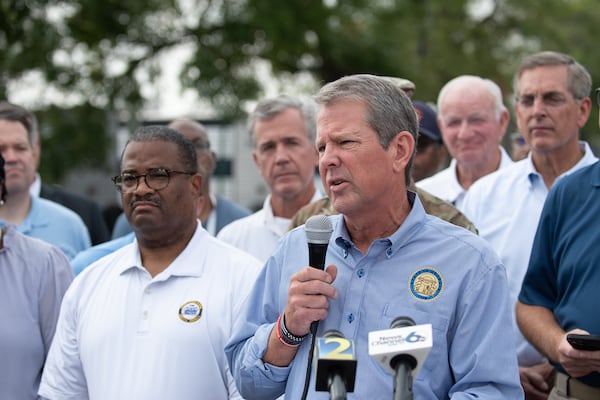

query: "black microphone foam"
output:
305 214 333 270
391 316 416 330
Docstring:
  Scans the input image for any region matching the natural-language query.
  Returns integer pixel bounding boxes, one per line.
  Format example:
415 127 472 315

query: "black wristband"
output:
279 314 308 346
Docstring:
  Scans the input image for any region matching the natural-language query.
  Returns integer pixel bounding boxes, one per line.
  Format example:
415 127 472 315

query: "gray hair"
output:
0 101 38 146
437 75 507 121
122 125 198 173
247 95 317 144
314 74 418 184
513 51 592 101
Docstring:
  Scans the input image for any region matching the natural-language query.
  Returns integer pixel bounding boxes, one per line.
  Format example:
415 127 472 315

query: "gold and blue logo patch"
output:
409 267 443 301
178 300 203 323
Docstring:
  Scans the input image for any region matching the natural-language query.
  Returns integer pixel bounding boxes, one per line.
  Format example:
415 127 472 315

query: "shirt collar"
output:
0 224 17 252
29 173 42 197
118 222 207 280
18 196 48 234
333 190 426 255
525 141 598 186
591 161 600 188
262 190 324 236
450 146 513 197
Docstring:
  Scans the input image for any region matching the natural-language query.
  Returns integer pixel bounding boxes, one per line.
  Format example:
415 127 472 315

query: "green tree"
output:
2 0 600 181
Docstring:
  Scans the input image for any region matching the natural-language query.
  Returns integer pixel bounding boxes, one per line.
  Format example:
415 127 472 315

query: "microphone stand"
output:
393 361 413 400
300 328 318 400
390 316 416 400
329 373 347 400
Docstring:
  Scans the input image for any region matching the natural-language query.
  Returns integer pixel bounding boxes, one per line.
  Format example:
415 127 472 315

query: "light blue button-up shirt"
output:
11 196 91 259
461 141 597 366
71 232 135 275
226 193 524 399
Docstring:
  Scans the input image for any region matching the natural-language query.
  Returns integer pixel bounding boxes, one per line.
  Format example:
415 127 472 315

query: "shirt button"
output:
356 268 365 278
386 247 393 257
347 313 355 323
143 310 149 320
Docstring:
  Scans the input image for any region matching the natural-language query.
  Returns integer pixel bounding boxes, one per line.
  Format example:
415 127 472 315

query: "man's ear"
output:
391 131 415 174
33 136 41 169
191 174 203 196
498 109 510 141
209 151 217 175
576 96 592 128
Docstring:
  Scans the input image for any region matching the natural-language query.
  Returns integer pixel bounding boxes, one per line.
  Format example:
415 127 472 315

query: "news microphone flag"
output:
315 330 357 393
368 322 433 378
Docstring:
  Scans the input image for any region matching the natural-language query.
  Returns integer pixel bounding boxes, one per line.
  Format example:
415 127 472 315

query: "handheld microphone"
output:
305 214 333 270
368 317 433 400
305 215 333 335
315 330 357 400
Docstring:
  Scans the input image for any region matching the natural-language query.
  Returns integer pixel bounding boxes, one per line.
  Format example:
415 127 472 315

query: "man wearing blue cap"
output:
412 101 449 182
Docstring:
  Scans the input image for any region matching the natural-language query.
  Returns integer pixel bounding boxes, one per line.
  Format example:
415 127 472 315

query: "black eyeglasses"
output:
596 87 600 107
516 92 568 108
112 168 195 193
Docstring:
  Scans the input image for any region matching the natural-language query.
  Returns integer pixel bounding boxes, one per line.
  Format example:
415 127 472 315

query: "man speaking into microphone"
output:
226 75 523 399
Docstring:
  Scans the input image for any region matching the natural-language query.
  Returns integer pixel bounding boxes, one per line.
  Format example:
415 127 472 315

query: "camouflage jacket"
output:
289 187 477 234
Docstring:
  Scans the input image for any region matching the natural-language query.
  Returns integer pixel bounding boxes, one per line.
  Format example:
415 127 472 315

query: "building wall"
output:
61 121 269 213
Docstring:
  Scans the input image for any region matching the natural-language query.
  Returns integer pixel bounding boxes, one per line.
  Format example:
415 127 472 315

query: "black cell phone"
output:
566 334 600 351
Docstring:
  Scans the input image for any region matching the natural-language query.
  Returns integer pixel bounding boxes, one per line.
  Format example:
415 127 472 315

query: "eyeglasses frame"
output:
111 168 196 193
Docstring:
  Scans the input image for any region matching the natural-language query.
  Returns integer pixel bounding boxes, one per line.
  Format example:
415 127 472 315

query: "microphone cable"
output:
299 322 319 400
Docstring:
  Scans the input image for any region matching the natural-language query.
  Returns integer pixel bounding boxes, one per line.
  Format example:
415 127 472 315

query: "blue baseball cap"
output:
413 101 442 142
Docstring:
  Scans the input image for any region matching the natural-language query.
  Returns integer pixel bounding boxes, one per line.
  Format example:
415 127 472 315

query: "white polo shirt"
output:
461 142 597 366
217 191 323 262
417 146 513 210
39 223 262 400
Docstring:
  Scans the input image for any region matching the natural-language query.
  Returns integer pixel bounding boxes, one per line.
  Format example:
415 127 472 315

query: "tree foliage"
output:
1 0 600 180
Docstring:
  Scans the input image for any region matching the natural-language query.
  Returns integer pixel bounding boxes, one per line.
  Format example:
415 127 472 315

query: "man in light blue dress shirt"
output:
0 102 90 259
226 74 523 399
461 51 597 399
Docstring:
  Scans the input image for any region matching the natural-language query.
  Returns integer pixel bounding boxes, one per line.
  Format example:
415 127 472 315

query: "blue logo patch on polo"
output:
178 300 203 323
409 267 443 301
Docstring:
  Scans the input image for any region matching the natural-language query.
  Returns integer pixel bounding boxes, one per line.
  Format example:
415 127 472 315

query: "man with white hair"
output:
417 75 513 209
